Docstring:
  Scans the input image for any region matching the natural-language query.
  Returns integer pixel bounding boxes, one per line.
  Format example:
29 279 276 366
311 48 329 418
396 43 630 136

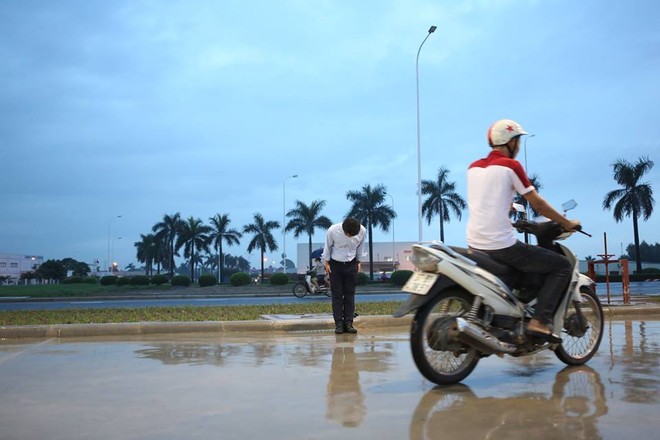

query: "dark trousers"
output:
329 259 358 324
482 241 572 325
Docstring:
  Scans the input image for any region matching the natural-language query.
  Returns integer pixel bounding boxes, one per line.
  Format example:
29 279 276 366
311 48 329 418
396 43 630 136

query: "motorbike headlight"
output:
410 245 442 272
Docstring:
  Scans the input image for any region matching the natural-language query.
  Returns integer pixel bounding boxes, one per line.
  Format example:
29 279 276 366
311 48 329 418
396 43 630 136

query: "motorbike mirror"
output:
512 203 526 213
561 199 577 213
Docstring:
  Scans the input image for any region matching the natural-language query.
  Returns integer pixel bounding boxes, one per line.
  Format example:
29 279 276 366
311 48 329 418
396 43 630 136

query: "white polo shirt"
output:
466 150 534 250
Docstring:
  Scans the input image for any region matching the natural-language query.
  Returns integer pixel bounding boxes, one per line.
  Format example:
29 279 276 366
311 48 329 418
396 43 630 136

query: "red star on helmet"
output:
506 125 514 132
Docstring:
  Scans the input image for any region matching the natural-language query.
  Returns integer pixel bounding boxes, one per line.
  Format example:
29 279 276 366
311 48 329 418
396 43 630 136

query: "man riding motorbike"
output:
466 119 581 342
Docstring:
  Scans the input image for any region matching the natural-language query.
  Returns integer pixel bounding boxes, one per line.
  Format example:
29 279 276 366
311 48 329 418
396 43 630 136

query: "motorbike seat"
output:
449 246 520 288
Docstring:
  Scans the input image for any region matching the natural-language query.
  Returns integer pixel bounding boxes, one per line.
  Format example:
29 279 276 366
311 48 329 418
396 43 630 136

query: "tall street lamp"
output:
387 193 395 270
416 25 436 243
282 174 298 273
107 215 121 272
523 134 535 244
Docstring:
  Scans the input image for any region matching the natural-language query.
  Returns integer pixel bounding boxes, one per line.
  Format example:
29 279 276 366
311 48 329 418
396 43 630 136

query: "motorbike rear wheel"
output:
292 283 308 298
410 289 480 385
554 286 603 365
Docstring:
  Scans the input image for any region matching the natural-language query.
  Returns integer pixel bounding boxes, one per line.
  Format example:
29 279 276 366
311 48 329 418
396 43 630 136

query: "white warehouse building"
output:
296 241 417 274
0 252 44 284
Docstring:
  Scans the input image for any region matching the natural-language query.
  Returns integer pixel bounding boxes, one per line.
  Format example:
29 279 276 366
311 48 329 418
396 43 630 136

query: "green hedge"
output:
269 273 289 285
357 272 369 285
198 274 218 287
230 272 251 286
151 274 169 285
100 276 118 286
390 270 414 287
117 276 131 286
83 276 98 284
62 276 83 284
130 275 150 286
171 275 191 287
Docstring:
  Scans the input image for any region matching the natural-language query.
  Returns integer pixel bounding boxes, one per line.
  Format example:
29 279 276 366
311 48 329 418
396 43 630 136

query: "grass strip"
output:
0 301 402 326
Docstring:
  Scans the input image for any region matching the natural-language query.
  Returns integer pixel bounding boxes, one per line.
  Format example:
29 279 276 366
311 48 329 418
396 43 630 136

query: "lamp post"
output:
111 236 122 272
416 25 436 243
387 193 395 270
282 174 298 273
107 215 121 273
522 134 535 244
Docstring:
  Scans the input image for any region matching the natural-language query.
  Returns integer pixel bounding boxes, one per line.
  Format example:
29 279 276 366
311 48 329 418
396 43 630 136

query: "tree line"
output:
132 155 654 282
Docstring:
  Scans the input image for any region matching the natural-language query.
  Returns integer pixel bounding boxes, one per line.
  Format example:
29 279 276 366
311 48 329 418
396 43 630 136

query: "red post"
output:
621 259 630 304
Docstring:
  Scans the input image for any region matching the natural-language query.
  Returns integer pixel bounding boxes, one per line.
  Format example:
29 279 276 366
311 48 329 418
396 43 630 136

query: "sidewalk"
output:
1 301 659 339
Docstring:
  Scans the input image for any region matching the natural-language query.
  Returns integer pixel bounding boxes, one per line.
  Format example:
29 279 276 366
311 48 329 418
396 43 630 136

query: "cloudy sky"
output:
1 0 658 271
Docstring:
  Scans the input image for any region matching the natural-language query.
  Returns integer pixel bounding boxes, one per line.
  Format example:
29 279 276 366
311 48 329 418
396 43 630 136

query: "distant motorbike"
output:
293 272 332 298
395 207 603 385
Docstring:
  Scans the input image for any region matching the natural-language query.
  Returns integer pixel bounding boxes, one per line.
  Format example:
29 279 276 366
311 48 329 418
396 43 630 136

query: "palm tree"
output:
603 156 655 273
421 167 466 242
209 213 242 283
513 174 543 219
285 200 332 271
243 213 280 283
346 184 396 280
134 233 157 276
175 216 213 282
152 213 183 278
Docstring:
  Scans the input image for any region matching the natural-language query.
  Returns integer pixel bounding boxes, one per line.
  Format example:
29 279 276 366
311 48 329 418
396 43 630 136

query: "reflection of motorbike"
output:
395 216 604 384
293 272 331 298
410 365 608 440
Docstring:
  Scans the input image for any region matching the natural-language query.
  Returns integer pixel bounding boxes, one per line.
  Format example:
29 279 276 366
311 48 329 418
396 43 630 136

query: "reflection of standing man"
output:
322 217 366 334
326 344 366 427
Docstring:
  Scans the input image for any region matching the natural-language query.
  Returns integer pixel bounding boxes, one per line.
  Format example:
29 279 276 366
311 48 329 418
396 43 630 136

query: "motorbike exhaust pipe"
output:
455 317 517 355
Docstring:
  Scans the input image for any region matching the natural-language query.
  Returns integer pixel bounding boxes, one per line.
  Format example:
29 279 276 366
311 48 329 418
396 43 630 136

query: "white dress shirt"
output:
321 223 366 263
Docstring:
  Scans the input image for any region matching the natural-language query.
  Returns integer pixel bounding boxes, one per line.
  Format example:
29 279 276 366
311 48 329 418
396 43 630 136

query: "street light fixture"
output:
282 174 298 273
387 193 395 270
416 25 436 243
522 134 535 244
107 215 121 272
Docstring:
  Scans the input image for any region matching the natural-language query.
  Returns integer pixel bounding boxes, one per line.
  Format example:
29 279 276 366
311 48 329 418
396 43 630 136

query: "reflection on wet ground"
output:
0 317 658 439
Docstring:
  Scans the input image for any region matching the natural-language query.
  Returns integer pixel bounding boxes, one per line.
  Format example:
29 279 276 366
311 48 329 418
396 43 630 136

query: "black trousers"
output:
482 241 572 325
329 259 358 324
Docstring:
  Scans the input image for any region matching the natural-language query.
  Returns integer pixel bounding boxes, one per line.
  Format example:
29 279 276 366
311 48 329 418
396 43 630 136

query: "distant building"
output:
0 253 44 284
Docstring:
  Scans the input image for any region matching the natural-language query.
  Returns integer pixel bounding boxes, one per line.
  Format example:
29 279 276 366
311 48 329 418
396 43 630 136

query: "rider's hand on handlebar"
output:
563 219 581 232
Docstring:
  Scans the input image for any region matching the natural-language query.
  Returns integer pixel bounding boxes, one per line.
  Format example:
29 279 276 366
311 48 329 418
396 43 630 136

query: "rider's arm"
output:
523 190 580 231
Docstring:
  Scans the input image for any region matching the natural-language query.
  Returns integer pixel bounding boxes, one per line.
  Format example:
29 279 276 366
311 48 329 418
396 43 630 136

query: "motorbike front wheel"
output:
292 283 308 298
410 289 480 385
554 286 603 365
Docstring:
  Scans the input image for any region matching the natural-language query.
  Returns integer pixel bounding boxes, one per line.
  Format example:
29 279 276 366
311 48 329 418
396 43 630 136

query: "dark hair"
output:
342 217 361 237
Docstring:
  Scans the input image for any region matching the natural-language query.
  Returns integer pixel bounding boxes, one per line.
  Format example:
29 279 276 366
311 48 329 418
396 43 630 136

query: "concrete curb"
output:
2 304 659 339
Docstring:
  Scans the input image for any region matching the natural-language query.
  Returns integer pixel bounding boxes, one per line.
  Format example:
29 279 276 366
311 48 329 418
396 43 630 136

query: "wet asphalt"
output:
1 313 659 440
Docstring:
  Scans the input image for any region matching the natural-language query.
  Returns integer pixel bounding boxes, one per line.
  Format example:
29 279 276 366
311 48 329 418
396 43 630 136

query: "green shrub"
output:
230 272 251 286
62 276 83 284
390 270 414 287
100 276 118 286
151 274 169 286
83 276 98 284
269 273 289 285
357 272 369 285
198 274 218 287
171 275 191 287
130 275 150 286
117 276 131 286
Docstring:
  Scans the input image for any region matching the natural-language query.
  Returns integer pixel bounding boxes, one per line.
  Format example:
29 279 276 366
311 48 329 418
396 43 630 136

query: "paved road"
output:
0 281 658 311
0 317 658 439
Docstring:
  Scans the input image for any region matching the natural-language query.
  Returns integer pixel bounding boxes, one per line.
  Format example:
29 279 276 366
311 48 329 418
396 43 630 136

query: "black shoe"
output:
334 323 344 334
344 323 357 334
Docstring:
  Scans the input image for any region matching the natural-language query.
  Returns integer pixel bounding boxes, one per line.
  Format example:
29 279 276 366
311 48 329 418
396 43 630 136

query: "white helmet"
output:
487 119 528 147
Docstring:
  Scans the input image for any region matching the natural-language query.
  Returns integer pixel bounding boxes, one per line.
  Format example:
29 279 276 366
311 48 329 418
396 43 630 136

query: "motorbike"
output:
293 272 332 298
394 210 604 385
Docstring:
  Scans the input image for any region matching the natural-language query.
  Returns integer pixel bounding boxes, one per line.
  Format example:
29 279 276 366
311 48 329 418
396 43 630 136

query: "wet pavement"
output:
1 317 658 440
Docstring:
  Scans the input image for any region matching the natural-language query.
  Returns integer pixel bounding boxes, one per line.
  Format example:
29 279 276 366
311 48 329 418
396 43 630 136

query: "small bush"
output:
83 276 98 284
171 275 191 287
117 276 132 286
230 272 251 286
100 276 118 286
130 275 150 286
151 274 169 286
390 270 414 287
357 272 369 285
269 273 289 285
62 276 83 284
198 274 218 287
